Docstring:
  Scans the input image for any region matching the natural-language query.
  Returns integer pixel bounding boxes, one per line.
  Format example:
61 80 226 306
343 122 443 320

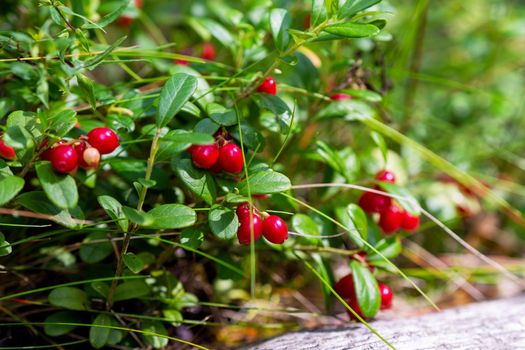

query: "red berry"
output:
41 140 66 161
401 211 420 232
74 142 89 168
304 14 311 28
191 144 219 169
0 139 16 160
330 93 352 101
378 282 393 310
134 0 143 8
201 42 216 60
236 203 252 219
253 194 268 199
378 205 403 234
117 15 134 27
209 161 223 174
237 214 263 245
50 144 78 174
219 143 243 173
334 274 355 299
257 76 277 95
262 215 288 244
375 170 396 183
358 191 391 214
175 59 189 66
87 128 119 154
346 297 365 320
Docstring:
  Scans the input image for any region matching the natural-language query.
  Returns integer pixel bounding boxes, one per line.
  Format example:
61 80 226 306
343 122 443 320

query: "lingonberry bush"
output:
1 0 524 348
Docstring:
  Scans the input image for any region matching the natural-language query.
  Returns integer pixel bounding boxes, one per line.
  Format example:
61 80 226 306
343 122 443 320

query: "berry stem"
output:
106 128 161 310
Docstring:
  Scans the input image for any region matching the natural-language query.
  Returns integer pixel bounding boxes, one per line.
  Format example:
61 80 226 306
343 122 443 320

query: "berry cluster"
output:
236 203 288 245
188 130 243 174
41 127 119 174
358 170 420 234
335 273 393 320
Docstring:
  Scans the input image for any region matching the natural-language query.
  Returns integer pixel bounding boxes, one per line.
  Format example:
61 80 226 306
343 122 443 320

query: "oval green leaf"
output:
157 73 198 128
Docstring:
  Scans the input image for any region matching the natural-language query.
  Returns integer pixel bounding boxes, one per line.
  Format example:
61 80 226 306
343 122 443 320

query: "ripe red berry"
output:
87 128 119 154
346 297 365 320
358 191 391 214
257 76 277 95
375 170 396 183
201 42 216 60
117 15 134 27
50 144 78 174
0 139 16 160
262 215 288 244
401 211 420 232
236 202 252 219
219 143 243 173
74 142 89 168
191 144 219 169
209 161 223 174
330 93 352 101
237 214 263 245
334 274 355 299
378 205 403 234
378 282 393 310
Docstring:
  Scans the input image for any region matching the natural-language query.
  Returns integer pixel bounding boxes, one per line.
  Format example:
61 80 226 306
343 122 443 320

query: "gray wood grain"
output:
244 295 525 350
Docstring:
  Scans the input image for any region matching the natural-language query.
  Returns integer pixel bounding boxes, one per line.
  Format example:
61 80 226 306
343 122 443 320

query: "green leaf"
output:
49 287 88 311
254 94 292 134
157 73 198 128
90 314 112 349
335 204 368 247
0 176 24 206
98 195 129 232
368 236 402 261
194 118 220 134
44 311 79 337
79 232 113 264
292 213 320 237
145 204 196 229
4 125 34 149
172 158 217 205
208 205 239 240
122 206 154 226
378 182 421 215
0 233 12 257
312 253 334 311
82 36 127 70
370 131 388 165
311 0 328 27
76 73 97 110
85 1 129 28
123 252 145 274
113 280 150 302
163 132 214 145
141 320 168 349
316 99 374 121
323 22 380 38
339 0 382 18
179 227 204 249
36 162 79 209
239 170 291 195
350 260 380 318
270 8 291 51
341 88 382 102
16 191 84 229
207 103 237 126
48 109 77 137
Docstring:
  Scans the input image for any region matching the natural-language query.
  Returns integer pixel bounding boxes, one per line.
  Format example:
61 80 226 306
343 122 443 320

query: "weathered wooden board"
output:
244 295 525 350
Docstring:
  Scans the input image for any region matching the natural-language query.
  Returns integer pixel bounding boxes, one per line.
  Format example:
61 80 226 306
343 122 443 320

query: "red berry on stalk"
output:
378 282 393 310
262 215 288 244
330 93 352 101
257 76 277 95
201 42 216 60
41 140 66 161
375 170 396 183
237 214 263 245
191 144 219 169
236 202 252 219
87 128 119 154
50 144 78 173
401 211 420 232
219 143 243 173
358 190 391 214
346 297 365 320
378 205 403 234
74 142 89 168
334 274 355 299
0 139 16 160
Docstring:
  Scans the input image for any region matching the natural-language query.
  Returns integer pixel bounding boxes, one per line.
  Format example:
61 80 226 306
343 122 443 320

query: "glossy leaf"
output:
208 205 239 240
270 8 291 51
238 170 291 195
36 162 78 209
350 260 380 318
89 314 112 349
157 73 198 128
339 0 382 18
145 204 196 229
323 22 380 38
49 287 88 311
172 157 217 205
0 175 24 206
